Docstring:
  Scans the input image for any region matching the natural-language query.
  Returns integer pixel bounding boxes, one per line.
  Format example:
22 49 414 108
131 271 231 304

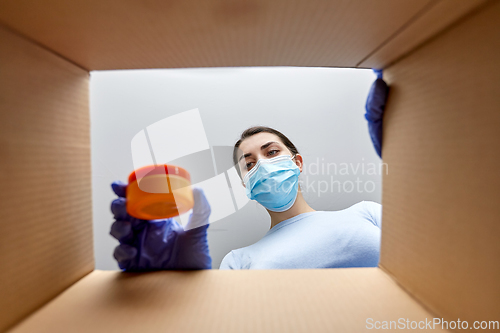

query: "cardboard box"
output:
0 0 498 331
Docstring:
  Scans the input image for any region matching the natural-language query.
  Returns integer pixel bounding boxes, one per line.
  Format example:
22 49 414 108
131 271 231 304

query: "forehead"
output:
238 132 283 154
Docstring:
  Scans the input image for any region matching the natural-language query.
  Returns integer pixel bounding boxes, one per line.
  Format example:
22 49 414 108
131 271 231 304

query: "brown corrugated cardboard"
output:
0 26 94 332
0 0 430 70
381 0 500 323
358 0 488 68
0 0 499 332
9 269 446 333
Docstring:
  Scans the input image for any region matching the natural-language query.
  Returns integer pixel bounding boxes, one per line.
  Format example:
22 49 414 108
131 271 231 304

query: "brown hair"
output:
233 126 300 179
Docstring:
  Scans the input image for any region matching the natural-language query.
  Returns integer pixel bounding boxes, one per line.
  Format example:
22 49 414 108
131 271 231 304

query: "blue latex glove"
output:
110 180 212 271
365 69 390 158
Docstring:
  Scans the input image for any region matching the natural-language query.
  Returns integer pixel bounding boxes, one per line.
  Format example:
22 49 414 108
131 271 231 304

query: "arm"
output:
363 201 382 229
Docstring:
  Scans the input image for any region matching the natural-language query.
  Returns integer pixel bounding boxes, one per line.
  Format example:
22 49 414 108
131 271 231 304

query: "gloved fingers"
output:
373 79 389 99
146 219 181 241
186 187 211 230
191 187 211 218
110 220 133 243
373 68 383 79
184 219 210 233
142 219 179 256
365 79 389 121
174 224 212 269
111 197 128 220
130 217 147 229
113 244 137 269
365 73 388 159
111 180 127 198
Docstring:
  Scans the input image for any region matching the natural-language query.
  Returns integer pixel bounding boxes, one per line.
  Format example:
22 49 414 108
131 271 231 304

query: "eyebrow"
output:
238 141 280 162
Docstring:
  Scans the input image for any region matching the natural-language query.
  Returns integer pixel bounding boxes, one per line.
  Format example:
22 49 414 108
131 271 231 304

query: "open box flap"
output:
0 0 486 71
0 25 93 332
381 0 500 322
9 268 447 333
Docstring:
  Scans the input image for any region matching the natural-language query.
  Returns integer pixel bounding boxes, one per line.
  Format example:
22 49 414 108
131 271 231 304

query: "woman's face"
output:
236 132 295 182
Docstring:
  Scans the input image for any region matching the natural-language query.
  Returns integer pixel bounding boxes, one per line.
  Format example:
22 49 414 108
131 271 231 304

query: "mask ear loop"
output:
291 154 302 175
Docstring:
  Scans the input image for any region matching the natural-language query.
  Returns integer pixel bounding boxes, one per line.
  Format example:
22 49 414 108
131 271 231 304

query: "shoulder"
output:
345 200 381 213
362 201 382 215
219 250 239 270
345 200 382 228
362 201 382 228
345 200 380 210
219 242 261 269
219 248 251 270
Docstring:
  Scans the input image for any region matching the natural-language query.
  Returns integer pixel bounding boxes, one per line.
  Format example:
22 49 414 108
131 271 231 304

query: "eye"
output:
245 149 279 171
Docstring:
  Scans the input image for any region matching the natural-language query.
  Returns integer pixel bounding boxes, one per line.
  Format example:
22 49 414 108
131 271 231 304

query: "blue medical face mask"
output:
243 154 301 212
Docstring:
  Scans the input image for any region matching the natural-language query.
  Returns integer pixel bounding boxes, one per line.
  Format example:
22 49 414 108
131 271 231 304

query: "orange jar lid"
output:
128 164 191 184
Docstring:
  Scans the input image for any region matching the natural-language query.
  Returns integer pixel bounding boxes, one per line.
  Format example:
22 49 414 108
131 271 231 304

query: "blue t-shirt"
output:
219 201 382 269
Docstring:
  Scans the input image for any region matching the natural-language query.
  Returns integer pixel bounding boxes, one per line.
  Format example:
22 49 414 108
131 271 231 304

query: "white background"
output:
90 66 382 270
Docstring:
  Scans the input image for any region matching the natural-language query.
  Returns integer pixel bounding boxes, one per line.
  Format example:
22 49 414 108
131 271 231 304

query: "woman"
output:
110 126 382 271
110 126 381 271
110 74 388 271
219 126 381 269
